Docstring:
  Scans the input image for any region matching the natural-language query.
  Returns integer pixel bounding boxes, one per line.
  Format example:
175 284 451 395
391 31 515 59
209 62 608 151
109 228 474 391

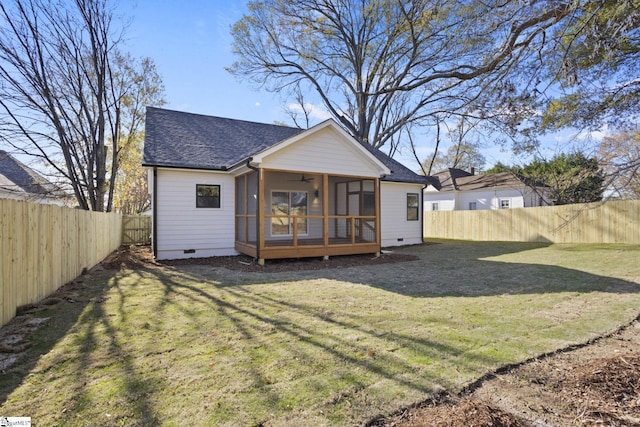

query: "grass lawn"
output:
1 240 639 426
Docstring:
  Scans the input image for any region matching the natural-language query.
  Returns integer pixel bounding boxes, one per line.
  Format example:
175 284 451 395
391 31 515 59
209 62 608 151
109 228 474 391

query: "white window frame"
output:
499 199 510 209
431 202 439 211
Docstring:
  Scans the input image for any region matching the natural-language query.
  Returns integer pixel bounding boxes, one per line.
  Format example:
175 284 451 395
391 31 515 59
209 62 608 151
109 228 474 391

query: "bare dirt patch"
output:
377 319 640 427
159 248 420 272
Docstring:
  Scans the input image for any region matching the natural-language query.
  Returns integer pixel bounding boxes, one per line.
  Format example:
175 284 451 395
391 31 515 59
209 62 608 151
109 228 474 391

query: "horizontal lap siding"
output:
155 169 236 259
458 189 525 210
263 127 381 177
423 192 456 211
381 182 424 247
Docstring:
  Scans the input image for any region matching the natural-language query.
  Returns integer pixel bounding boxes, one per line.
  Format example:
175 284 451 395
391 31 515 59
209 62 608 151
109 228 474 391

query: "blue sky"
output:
122 0 597 172
125 0 290 123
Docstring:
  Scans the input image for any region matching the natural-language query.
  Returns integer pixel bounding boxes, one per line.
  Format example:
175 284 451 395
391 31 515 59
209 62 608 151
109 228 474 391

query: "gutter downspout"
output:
246 158 260 261
152 167 158 258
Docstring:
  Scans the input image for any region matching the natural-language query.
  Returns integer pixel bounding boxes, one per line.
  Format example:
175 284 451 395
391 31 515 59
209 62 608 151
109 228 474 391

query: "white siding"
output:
154 168 237 260
424 186 548 212
423 191 456 211
262 127 382 177
458 188 525 210
381 182 423 247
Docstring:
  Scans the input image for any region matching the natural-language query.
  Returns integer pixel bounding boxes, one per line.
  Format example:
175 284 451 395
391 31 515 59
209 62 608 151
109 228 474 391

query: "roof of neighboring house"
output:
143 107 432 185
429 168 475 191
429 168 546 192
0 150 65 199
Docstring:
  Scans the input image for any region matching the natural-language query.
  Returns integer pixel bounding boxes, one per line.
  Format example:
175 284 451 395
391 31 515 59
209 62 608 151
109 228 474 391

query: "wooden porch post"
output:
323 173 329 256
258 168 265 265
375 178 381 257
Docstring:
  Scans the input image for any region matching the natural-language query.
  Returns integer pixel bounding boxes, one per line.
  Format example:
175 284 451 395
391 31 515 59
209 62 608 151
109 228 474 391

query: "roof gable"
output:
143 107 430 184
0 150 62 197
251 120 390 177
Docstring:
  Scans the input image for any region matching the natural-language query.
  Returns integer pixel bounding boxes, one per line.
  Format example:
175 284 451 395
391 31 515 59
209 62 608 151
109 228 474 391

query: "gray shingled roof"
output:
0 150 63 197
430 168 547 192
143 107 432 185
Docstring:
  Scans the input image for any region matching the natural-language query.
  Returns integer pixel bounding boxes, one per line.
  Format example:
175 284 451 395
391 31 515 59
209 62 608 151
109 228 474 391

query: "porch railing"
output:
265 214 377 246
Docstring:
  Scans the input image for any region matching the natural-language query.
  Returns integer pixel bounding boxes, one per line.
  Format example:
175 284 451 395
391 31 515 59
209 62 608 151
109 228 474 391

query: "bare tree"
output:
0 0 164 211
599 130 640 199
228 0 573 152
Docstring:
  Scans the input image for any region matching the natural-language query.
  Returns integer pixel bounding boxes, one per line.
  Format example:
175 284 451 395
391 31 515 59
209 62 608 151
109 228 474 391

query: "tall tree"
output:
598 130 640 199
421 116 486 174
487 153 605 205
228 0 572 153
0 0 164 211
521 0 640 144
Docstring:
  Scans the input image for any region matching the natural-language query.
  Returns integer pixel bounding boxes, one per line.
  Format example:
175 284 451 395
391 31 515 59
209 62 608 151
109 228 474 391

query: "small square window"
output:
469 202 477 210
431 202 439 211
196 184 220 208
407 193 419 221
500 199 510 209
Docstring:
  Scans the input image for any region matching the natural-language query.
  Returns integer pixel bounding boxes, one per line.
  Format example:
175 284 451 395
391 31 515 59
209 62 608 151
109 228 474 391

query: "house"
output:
142 107 433 262
423 168 550 211
0 150 69 206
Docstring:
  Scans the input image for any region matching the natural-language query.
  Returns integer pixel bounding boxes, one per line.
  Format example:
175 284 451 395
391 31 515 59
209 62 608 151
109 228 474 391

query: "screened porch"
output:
235 170 381 263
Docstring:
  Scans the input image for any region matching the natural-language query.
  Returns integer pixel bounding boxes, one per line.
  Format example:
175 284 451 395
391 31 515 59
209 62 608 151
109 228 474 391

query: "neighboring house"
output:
0 150 69 206
143 107 433 262
424 168 550 211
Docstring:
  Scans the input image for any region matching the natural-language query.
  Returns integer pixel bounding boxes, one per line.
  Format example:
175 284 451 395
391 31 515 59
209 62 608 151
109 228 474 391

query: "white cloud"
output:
287 102 332 121
576 123 609 141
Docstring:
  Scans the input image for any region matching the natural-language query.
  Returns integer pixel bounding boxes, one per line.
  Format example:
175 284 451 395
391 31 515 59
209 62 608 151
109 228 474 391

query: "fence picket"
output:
424 200 640 244
0 199 122 327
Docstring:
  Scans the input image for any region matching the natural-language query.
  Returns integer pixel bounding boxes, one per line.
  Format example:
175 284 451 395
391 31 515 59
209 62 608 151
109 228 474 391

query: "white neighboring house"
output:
423 168 550 211
143 107 433 261
0 150 70 206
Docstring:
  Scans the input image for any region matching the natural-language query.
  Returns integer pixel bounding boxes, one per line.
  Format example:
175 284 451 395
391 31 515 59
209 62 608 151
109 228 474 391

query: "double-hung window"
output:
407 193 419 220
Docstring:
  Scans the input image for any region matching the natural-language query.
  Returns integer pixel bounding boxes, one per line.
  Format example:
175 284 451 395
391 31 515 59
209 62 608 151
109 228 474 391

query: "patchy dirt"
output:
99 244 159 270
376 319 640 427
100 244 420 272
3 245 640 426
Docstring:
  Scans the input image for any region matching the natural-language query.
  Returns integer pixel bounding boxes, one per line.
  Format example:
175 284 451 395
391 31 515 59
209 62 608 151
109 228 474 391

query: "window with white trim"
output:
500 199 510 209
431 202 439 211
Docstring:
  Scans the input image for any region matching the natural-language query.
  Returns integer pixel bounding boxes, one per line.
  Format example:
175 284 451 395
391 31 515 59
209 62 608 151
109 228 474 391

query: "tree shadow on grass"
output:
1 241 638 425
0 269 164 425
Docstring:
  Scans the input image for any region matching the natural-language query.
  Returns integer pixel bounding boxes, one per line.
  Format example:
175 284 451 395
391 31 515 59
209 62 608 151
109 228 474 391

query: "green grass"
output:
1 241 639 426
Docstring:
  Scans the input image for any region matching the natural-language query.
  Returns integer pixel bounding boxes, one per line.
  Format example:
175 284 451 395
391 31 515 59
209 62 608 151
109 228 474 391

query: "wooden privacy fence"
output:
424 199 640 244
122 215 151 245
1 199 122 327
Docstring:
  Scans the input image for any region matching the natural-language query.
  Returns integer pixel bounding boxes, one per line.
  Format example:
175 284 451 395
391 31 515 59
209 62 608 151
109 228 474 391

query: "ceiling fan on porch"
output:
288 174 315 183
